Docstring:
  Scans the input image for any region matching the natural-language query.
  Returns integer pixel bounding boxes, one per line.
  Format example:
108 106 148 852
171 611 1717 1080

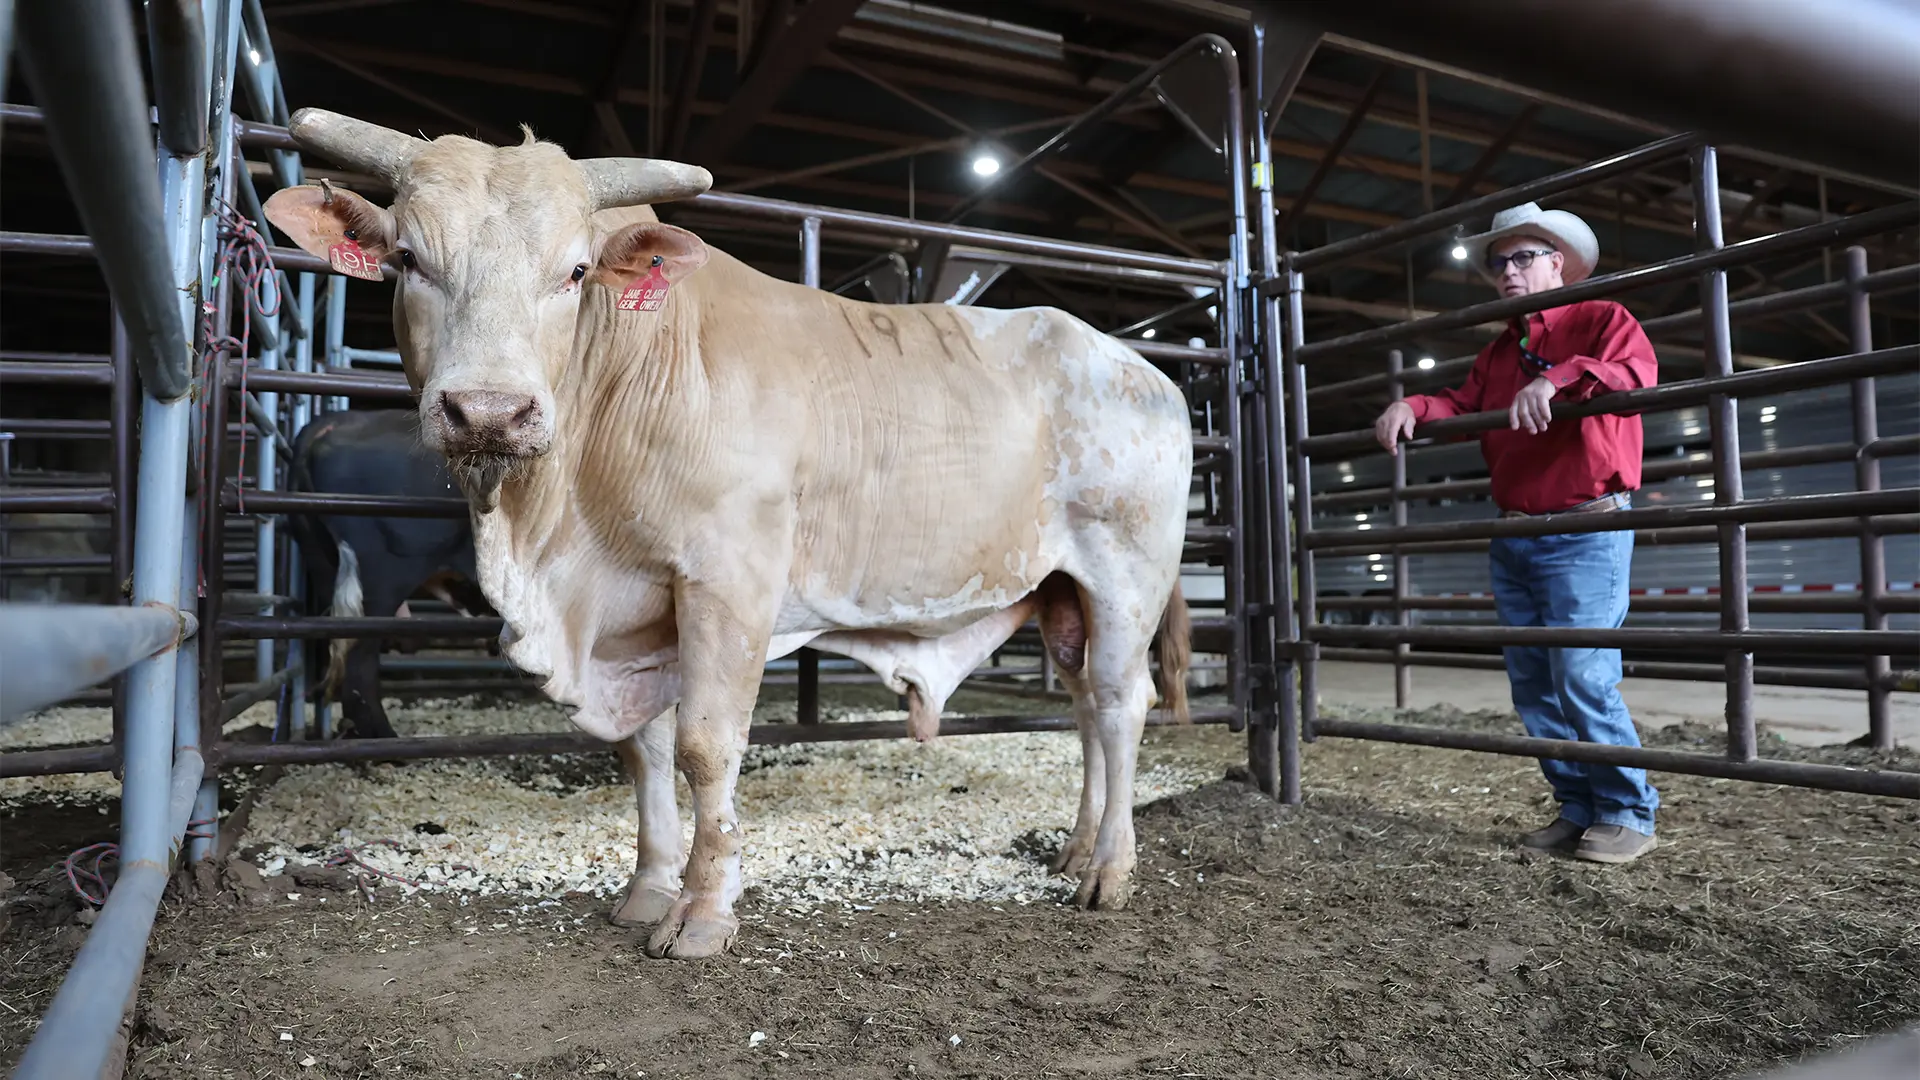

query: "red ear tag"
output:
616 266 671 312
328 238 385 281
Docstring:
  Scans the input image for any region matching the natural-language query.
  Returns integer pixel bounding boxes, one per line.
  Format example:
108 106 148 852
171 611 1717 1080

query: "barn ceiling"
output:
1 0 1914 437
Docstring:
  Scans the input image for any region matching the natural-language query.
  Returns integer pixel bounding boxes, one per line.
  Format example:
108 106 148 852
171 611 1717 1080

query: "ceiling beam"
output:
276 32 515 145
583 0 654 154
1272 66 1388 243
664 0 721 155
684 0 868 164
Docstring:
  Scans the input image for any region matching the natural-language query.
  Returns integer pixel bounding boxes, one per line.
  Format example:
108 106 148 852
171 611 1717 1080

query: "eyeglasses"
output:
1486 248 1556 274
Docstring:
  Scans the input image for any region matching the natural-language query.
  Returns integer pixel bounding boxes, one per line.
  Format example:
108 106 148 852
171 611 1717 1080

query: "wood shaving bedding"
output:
239 698 1216 906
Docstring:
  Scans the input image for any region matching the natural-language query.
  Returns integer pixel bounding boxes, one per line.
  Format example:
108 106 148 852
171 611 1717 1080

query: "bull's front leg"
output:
645 582 773 960
610 711 681 927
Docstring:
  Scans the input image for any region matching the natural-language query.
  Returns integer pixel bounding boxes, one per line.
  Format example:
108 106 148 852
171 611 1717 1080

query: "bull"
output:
264 110 1194 959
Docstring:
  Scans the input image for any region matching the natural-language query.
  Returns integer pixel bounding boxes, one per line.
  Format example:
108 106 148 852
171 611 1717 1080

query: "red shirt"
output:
1403 299 1659 515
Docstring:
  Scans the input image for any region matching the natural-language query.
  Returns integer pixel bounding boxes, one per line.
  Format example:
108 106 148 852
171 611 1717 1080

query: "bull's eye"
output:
571 264 588 283
398 249 417 271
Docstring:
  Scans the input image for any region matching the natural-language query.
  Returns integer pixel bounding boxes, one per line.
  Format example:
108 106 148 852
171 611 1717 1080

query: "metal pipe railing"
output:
1309 488 1915 549
1317 592 1920 615
1310 718 1917 800
1302 344 1917 458
1694 144 1756 759
1274 139 1920 791
1313 434 1920 512
1846 248 1895 751
1313 512 1919 559
1308 624 1912 656
1304 262 1920 404
210 708 1240 768
1286 201 1919 361
8 2 239 1073
1316 647 1904 693
0 604 195 720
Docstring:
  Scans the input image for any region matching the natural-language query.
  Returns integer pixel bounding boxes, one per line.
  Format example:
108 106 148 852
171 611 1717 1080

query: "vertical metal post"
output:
1845 246 1890 748
177 490 210 861
1283 258 1318 741
255 269 282 683
317 271 346 739
116 0 215 874
796 216 822 724
1692 144 1755 761
194 0 245 850
1249 33 1298 802
1387 350 1411 708
323 274 347 414
110 311 136 758
287 271 316 740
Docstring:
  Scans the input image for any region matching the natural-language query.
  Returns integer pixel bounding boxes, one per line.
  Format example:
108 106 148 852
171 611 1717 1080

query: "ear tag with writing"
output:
617 256 671 312
329 231 384 281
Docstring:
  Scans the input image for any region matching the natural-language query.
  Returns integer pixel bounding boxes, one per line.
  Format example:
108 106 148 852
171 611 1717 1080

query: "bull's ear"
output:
590 222 709 289
261 184 398 262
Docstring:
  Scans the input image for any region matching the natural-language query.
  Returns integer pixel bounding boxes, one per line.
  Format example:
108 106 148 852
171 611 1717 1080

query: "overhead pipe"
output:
13 0 197 401
144 0 210 155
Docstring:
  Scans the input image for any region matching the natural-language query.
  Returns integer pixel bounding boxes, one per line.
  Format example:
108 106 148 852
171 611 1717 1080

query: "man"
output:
1372 202 1660 865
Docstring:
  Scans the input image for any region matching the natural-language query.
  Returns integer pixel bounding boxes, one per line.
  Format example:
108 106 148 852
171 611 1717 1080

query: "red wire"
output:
196 199 284 595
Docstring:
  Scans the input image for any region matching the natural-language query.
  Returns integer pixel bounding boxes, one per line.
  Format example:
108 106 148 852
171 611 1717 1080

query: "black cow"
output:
288 408 488 738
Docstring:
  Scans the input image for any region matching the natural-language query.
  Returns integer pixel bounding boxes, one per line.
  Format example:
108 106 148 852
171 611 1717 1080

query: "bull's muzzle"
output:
437 389 543 452
429 389 550 510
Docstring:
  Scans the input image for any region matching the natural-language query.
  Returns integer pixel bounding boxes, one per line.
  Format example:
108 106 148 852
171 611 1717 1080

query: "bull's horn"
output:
286 107 426 185
577 158 714 211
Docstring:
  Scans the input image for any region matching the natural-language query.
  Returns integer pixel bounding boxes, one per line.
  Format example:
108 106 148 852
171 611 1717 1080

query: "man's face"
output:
1488 235 1564 298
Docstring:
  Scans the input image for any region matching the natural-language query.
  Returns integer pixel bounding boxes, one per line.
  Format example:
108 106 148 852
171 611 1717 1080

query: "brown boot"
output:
1574 824 1657 864
1519 817 1584 851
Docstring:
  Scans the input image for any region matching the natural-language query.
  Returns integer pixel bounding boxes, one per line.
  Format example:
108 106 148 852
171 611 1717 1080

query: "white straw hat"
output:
1459 201 1599 285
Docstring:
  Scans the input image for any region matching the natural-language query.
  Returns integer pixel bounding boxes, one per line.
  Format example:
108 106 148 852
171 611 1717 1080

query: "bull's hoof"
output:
609 884 677 928
1073 862 1133 911
644 902 738 959
1049 832 1096 878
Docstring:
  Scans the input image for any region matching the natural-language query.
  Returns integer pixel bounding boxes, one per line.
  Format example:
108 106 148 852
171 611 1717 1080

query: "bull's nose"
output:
439 390 540 441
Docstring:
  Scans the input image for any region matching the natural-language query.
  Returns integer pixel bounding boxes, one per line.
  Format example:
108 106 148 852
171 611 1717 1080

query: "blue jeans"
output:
1488 523 1658 834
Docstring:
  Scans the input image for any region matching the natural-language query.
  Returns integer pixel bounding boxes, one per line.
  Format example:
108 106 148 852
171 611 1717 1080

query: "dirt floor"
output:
3 688 1917 1080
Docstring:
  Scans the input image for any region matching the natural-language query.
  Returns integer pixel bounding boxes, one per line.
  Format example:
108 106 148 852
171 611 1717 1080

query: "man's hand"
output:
1509 375 1557 434
1373 401 1416 455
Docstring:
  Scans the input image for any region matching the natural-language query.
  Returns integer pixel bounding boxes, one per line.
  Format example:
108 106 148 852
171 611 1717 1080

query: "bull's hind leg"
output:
1070 585 1165 911
1049 678 1102 879
1038 575 1104 878
611 712 682 927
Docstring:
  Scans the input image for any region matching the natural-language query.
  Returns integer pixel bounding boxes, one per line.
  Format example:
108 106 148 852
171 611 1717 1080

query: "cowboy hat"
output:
1458 201 1599 286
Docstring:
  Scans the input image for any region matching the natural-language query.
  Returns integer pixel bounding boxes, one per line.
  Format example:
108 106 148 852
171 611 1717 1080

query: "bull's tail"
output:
323 540 363 703
1155 580 1192 725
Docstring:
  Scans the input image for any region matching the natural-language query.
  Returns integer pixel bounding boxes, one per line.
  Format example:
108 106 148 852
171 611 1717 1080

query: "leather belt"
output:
1500 492 1630 520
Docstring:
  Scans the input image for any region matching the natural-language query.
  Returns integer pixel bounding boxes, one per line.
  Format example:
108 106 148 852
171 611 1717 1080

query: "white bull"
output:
265 110 1195 959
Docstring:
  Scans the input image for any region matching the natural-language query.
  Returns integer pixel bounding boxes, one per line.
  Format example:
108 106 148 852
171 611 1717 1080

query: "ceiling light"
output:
1417 357 1436 370
1188 337 1205 348
971 154 1000 177
1141 328 1156 339
1450 244 1468 261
